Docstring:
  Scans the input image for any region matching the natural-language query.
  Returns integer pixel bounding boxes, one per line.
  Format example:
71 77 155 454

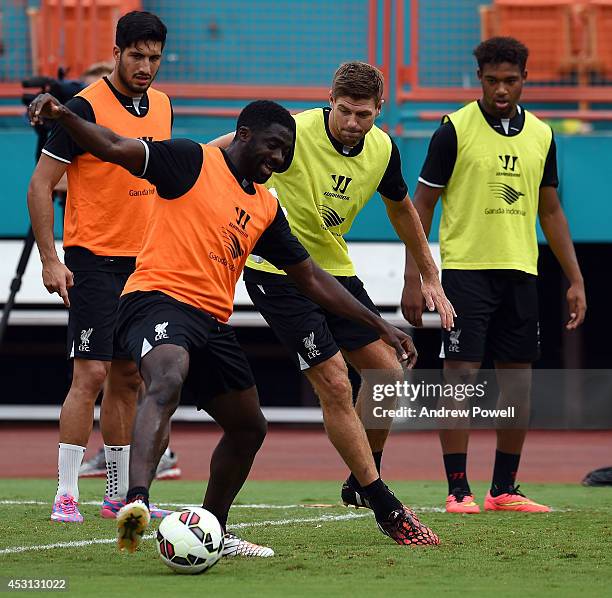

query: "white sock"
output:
56 443 85 502
163 447 171 458
104 445 130 501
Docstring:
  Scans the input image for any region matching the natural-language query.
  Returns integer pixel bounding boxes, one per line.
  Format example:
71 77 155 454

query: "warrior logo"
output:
498 154 518 172
331 174 352 194
235 207 251 229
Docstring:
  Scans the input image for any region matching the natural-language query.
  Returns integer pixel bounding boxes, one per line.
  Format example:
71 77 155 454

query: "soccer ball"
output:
156 507 224 574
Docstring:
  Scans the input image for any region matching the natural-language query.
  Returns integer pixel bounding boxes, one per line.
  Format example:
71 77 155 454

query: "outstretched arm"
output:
384 194 454 330
283 258 417 367
538 186 586 330
28 93 145 174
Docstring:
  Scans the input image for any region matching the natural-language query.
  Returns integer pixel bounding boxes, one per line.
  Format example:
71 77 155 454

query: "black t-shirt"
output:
42 96 95 163
140 139 309 269
419 101 558 189
42 77 174 163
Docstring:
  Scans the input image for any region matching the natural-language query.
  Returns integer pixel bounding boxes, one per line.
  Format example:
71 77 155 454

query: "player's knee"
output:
106 368 142 402
148 389 181 415
249 413 268 449
240 417 267 454
146 369 184 409
227 408 267 451
120 369 142 396
71 360 109 397
315 371 352 409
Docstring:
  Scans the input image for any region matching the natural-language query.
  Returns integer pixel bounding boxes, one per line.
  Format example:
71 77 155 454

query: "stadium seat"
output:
584 0 612 80
28 0 142 77
480 0 578 82
479 5 495 41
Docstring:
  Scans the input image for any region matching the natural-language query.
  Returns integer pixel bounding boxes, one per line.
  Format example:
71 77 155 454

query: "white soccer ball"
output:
156 507 225 574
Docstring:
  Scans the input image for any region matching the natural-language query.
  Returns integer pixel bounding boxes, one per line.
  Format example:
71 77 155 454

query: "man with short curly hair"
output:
403 37 586 514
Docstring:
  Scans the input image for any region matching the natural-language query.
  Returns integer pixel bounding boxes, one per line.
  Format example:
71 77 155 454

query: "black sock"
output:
491 450 521 496
126 486 149 509
206 508 228 533
348 451 384 490
443 453 470 495
372 451 383 474
361 478 402 520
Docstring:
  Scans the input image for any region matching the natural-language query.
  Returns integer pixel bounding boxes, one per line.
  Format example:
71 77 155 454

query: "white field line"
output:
0 499 446 512
0 512 369 556
0 501 317 509
0 499 572 513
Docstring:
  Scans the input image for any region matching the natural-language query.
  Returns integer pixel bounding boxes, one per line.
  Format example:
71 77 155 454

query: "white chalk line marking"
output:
0 499 447 512
0 512 369 556
0 499 572 513
0 501 322 509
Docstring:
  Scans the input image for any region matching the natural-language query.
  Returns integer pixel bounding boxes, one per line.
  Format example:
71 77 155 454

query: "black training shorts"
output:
440 269 540 363
64 247 135 361
244 269 380 370
114 291 256 405
66 269 133 361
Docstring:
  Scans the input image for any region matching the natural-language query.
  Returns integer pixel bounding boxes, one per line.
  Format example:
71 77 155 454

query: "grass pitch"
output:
0 479 610 597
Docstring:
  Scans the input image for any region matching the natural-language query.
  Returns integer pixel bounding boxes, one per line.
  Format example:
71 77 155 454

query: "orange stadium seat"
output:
28 0 141 77
584 0 612 79
480 0 578 82
479 5 495 41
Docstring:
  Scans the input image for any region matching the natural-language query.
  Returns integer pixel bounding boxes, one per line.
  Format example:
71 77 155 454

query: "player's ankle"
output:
361 478 402 520
126 486 150 509
372 450 383 474
444 452 470 495
347 473 362 490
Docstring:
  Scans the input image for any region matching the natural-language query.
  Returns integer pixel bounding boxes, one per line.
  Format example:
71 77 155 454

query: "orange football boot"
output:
484 485 550 513
446 488 481 514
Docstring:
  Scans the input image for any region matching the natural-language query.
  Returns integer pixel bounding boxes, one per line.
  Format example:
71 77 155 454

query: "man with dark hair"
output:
30 96 440 552
403 36 586 513
473 36 528 73
210 61 454 525
115 10 167 54
235 99 296 133
27 10 172 524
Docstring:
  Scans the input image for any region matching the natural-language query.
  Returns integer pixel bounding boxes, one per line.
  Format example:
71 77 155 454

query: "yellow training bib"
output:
247 108 391 276
440 101 552 275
